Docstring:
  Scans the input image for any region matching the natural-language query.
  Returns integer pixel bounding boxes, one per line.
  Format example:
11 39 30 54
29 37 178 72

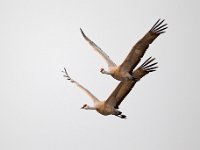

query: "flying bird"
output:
80 19 167 81
62 57 158 119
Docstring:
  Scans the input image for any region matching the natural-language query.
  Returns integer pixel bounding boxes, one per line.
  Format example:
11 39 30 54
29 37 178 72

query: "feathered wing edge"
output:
80 28 116 67
150 19 168 34
106 57 158 109
62 68 100 103
119 19 167 73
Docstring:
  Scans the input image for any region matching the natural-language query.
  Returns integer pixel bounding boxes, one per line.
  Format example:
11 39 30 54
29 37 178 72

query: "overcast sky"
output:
0 0 200 150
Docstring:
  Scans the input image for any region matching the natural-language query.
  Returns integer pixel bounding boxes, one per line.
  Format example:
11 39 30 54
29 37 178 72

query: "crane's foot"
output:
114 111 126 119
115 114 127 119
119 114 127 119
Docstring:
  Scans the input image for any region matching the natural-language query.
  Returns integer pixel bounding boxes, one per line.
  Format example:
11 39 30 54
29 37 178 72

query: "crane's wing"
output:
62 68 99 103
120 19 167 73
80 28 116 67
105 57 158 109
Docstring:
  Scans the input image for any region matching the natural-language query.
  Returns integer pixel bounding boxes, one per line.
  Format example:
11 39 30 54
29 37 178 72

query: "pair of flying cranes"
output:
62 19 167 119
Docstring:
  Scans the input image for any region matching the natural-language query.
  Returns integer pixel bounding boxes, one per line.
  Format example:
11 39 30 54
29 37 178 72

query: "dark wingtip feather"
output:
156 26 168 33
154 24 167 32
145 66 158 72
150 19 163 30
146 69 156 72
80 28 87 38
141 57 158 72
158 31 166 34
150 19 161 31
150 19 168 34
143 62 158 69
80 28 83 33
141 57 152 67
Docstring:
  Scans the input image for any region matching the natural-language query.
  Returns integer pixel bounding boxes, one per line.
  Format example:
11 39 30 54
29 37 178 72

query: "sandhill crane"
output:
62 57 158 119
80 19 167 81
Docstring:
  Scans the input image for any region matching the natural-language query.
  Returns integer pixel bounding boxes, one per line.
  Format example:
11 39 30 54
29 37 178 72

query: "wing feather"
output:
106 57 158 108
120 19 167 73
62 68 99 103
80 28 116 67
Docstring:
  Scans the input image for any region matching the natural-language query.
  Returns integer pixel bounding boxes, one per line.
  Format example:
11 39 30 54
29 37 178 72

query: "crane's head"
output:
80 104 89 109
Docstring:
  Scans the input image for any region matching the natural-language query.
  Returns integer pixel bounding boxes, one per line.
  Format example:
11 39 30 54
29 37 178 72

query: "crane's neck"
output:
86 105 96 110
102 70 112 75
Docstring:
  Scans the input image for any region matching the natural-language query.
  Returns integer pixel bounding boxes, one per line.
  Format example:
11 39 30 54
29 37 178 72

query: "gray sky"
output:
0 0 200 150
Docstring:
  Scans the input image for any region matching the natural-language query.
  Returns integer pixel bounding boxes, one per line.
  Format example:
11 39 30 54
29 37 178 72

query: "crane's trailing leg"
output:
114 110 127 119
116 114 127 119
120 115 127 119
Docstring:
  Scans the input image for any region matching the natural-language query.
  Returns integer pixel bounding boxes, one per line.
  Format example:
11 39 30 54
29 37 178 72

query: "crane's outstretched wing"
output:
120 19 167 73
62 68 99 103
105 57 158 109
80 28 116 67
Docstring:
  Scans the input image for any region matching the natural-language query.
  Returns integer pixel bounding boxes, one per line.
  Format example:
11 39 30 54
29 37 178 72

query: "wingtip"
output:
141 57 158 72
80 28 83 33
63 69 73 81
150 18 167 34
141 56 155 67
80 28 87 38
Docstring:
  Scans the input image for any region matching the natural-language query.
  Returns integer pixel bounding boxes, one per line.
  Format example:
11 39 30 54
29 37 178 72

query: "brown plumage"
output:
80 19 167 81
106 57 157 109
62 57 158 119
120 19 167 73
